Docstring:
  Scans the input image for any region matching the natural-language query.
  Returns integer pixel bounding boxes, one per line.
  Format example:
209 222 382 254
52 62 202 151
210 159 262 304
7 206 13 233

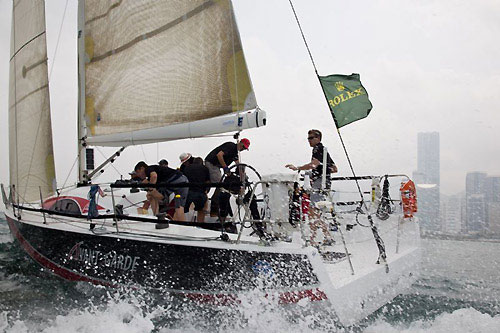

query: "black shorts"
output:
184 191 208 213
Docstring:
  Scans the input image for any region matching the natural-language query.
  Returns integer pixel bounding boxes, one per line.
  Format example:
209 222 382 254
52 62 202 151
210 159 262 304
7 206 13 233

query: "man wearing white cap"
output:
179 152 193 173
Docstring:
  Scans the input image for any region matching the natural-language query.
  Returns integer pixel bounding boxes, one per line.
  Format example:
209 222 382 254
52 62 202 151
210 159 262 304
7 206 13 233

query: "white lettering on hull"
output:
68 242 140 272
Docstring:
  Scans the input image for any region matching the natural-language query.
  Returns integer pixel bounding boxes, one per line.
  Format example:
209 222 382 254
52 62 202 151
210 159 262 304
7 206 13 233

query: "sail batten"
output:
82 0 262 146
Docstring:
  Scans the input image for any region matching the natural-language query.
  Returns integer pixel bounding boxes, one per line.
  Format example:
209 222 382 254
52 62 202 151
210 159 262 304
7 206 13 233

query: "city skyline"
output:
415 131 500 236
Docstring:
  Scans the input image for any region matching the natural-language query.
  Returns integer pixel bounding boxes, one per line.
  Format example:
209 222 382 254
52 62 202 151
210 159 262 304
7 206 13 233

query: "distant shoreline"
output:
422 233 500 243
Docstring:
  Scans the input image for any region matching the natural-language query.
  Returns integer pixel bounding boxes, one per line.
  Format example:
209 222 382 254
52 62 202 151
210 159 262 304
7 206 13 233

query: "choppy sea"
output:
1 213 499 332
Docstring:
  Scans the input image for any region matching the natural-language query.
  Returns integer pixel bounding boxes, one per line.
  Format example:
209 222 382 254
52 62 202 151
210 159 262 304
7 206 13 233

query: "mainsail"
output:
81 0 264 146
9 0 56 203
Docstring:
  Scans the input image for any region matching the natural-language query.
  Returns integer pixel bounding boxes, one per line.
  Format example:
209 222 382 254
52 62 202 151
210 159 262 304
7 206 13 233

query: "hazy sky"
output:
1 0 499 200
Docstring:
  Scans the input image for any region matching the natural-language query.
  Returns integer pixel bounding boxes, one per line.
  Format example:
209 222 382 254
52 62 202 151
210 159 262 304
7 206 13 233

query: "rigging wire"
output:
58 155 79 195
95 147 123 178
288 0 389 270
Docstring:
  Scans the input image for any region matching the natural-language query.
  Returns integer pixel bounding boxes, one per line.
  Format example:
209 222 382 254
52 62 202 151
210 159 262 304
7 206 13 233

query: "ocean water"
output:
1 215 499 332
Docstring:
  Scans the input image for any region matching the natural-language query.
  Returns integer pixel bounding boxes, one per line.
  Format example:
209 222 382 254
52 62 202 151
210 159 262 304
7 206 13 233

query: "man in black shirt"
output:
182 157 210 222
134 161 188 221
285 129 337 246
285 129 337 190
204 138 250 216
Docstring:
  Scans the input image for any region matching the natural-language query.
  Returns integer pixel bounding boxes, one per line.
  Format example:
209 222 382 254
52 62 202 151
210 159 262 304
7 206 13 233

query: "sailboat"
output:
2 0 420 325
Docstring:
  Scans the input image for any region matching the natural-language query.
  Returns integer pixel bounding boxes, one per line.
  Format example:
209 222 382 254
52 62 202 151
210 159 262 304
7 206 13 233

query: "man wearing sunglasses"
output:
285 129 337 246
285 129 337 183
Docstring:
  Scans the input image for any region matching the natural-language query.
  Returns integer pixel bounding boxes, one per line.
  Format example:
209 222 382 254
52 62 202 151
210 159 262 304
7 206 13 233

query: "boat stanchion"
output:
336 218 355 275
298 196 308 247
236 181 260 244
39 186 47 224
9 186 15 216
110 187 119 232
396 215 402 254
13 185 21 219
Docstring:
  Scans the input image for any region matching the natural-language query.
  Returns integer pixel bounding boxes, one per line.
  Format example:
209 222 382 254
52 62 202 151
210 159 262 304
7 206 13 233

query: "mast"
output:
77 0 87 183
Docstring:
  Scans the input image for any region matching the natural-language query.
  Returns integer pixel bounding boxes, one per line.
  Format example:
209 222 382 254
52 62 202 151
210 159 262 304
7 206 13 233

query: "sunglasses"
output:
307 136 317 140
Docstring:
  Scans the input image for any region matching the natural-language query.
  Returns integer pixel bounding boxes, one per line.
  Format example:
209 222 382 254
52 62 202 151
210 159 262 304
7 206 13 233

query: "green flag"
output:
318 73 373 128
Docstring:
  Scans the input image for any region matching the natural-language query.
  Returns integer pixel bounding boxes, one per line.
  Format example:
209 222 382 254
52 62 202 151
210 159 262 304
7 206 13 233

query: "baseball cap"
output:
240 138 250 150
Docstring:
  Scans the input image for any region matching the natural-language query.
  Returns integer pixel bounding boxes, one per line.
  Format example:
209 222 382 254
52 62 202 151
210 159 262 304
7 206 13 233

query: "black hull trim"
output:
6 216 327 303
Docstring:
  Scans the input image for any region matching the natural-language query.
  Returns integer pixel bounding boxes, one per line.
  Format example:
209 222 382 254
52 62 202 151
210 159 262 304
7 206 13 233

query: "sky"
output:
1 0 500 202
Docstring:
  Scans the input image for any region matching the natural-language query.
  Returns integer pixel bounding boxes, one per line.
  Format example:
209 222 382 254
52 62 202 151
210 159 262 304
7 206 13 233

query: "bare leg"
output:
197 210 205 222
173 207 185 221
147 190 164 216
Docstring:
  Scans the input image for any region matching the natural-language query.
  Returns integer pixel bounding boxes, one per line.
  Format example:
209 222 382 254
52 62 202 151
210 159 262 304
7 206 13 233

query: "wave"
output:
0 289 339 333
0 217 12 244
1 295 500 333
366 308 500 333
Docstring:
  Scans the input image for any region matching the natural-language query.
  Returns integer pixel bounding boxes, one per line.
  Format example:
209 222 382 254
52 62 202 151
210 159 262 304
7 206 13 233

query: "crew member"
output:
182 157 210 222
179 153 193 173
134 161 188 221
285 129 337 246
204 139 250 216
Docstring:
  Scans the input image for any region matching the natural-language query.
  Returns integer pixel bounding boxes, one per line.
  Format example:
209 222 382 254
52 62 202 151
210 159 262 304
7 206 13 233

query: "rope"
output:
288 0 319 74
289 0 388 272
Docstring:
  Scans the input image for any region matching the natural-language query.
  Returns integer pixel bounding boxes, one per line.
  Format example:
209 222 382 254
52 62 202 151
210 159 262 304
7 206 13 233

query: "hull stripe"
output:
6 216 114 286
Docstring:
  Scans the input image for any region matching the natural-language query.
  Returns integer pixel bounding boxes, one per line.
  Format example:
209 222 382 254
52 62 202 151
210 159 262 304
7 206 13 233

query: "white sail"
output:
81 0 262 146
9 0 56 202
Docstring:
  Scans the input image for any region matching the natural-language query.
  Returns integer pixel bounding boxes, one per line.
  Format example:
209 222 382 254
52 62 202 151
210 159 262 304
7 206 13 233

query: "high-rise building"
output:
417 132 440 185
441 194 462 234
415 132 440 232
465 172 487 233
485 176 500 234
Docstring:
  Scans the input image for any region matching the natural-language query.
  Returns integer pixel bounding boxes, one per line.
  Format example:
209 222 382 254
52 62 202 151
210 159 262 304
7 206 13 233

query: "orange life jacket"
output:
400 180 417 218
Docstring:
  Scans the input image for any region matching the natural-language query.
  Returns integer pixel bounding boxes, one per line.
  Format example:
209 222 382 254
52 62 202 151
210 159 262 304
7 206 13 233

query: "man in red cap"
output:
204 139 250 216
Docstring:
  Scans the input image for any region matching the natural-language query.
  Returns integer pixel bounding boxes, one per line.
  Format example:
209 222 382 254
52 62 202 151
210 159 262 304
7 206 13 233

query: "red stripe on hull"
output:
278 288 328 303
6 216 113 287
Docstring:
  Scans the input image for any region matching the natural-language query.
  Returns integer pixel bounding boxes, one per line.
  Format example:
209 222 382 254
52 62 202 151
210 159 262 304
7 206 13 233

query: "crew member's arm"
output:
149 171 158 184
217 151 231 174
285 158 320 171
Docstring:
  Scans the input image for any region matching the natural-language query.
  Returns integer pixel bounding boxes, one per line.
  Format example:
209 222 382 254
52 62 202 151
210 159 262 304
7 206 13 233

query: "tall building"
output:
415 132 440 232
417 132 440 185
441 194 462 234
465 172 487 233
485 176 500 234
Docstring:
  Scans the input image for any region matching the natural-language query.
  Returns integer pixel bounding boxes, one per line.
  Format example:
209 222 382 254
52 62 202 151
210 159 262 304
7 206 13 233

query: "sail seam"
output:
85 0 123 25
10 31 46 61
8 84 49 111
89 0 214 64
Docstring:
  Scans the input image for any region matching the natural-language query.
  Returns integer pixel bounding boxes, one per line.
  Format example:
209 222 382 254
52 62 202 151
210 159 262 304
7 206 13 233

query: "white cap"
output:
179 152 192 164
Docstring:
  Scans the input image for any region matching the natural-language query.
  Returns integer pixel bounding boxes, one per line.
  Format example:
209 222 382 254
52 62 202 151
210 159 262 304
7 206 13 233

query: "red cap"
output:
240 138 250 150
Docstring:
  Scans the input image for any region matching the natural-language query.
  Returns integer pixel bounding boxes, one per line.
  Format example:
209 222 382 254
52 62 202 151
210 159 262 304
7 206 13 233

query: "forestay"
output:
82 0 262 146
9 0 56 203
